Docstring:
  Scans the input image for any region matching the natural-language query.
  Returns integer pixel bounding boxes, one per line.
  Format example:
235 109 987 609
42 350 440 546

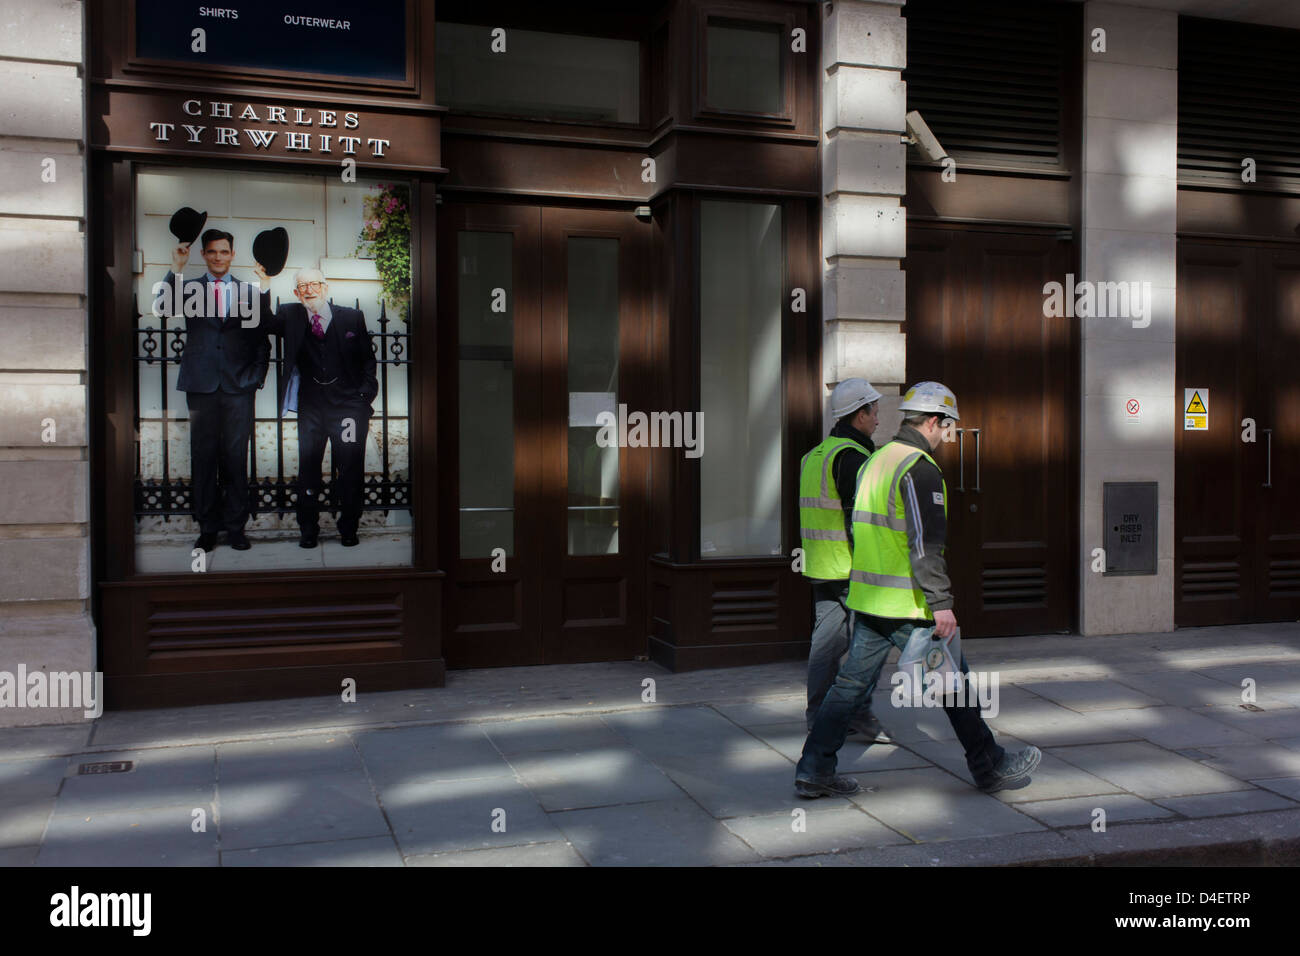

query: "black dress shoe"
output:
227 531 251 551
299 533 318 549
194 533 218 552
340 533 360 547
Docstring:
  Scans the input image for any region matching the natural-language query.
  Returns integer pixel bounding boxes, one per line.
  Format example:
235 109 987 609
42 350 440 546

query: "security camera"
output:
904 110 948 163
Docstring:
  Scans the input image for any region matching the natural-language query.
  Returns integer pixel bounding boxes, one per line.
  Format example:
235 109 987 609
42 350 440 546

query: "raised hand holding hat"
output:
168 206 208 244
252 227 290 277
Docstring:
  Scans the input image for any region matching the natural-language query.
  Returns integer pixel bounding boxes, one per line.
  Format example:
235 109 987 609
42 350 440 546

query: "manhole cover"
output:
78 761 134 775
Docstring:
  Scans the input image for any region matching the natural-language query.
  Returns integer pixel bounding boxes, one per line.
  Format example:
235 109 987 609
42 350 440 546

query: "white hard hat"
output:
898 381 960 421
829 378 883 419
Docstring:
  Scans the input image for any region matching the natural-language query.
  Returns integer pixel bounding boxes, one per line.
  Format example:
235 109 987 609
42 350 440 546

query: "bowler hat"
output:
252 227 290 277
168 207 208 244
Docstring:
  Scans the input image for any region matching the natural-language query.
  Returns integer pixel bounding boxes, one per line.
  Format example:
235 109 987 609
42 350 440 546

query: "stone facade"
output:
0 0 95 725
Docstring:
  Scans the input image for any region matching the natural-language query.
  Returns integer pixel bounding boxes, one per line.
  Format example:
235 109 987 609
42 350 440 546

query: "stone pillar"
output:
821 0 908 437
1079 2 1178 634
0 0 95 724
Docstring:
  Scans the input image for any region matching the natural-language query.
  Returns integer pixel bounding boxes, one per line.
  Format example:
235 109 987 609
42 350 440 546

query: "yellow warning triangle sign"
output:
1186 391 1207 414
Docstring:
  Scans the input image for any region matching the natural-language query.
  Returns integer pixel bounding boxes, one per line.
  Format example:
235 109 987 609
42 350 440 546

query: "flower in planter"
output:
355 183 411 322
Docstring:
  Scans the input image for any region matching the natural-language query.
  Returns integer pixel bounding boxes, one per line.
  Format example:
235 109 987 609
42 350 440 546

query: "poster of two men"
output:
154 205 378 555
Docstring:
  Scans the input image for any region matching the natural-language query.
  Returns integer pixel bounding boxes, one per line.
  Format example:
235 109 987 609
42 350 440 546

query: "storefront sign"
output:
134 0 409 82
92 89 441 173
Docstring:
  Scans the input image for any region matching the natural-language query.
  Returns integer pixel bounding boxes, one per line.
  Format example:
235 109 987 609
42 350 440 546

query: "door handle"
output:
970 428 981 493
956 427 965 492
1262 427 1273 488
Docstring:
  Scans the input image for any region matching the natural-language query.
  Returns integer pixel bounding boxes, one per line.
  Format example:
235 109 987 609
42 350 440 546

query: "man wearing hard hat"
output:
794 381 1041 798
797 378 891 744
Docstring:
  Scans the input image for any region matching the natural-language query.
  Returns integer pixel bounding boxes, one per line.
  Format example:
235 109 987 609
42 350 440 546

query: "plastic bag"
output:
897 624 963 697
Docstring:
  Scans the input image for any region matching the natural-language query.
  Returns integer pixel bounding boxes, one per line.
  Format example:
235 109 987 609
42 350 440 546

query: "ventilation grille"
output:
146 598 403 653
904 0 1068 167
710 582 780 630
1269 559 1300 599
981 566 1047 608
1179 16 1300 186
1180 560 1241 601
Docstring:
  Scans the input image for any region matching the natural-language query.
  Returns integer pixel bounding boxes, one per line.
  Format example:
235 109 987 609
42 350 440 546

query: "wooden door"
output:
438 202 646 667
1177 240 1300 624
906 225 1075 636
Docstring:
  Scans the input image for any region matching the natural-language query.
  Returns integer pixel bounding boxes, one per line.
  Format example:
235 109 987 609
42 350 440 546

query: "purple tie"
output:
311 313 325 339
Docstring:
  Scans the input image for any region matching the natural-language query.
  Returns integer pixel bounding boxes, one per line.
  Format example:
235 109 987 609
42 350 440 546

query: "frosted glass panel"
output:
567 237 620 556
459 231 515 558
699 200 783 558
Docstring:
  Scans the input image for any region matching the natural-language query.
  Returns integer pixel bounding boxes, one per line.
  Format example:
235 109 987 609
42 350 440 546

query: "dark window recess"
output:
1179 17 1300 187
904 0 1068 167
706 19 783 115
436 22 640 124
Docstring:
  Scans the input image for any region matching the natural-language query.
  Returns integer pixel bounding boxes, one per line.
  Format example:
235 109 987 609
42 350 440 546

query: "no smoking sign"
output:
1125 398 1140 424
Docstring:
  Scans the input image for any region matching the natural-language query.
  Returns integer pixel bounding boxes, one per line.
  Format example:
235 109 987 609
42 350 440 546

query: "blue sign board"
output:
135 1 408 82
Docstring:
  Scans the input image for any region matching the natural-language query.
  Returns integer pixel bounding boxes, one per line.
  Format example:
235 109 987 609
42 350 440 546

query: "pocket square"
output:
345 330 356 339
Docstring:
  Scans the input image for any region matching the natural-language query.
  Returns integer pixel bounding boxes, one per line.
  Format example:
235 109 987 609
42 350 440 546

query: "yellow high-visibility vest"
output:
847 440 947 619
798 435 869 580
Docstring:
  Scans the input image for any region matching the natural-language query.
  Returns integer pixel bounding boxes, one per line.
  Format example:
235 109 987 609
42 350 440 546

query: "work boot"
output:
848 714 893 744
976 745 1042 793
794 774 861 799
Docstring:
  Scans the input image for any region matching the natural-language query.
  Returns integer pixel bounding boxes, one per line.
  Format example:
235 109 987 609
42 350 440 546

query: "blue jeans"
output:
806 580 876 729
796 616 1005 783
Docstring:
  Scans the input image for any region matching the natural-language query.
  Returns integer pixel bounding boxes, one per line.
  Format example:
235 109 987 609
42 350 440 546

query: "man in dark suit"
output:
161 229 269 552
255 266 378 548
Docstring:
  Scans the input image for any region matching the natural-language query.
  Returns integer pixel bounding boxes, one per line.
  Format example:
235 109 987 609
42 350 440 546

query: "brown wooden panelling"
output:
906 169 1072 229
1178 188 1300 242
100 572 442 707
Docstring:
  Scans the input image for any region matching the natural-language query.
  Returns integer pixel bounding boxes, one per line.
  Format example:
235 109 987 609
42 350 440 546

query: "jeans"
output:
797 616 1004 783
806 580 876 729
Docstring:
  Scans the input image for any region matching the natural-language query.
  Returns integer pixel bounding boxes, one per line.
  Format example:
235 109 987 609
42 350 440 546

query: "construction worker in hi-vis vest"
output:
796 378 890 744
795 381 1042 799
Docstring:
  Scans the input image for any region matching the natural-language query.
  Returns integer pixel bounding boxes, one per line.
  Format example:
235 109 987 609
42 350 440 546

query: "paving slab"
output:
844 767 1045 843
218 771 387 851
1049 741 1250 799
654 746 812 819
1017 678 1164 712
1089 705 1263 750
37 804 218 867
1252 776 1300 801
723 804 906 858
355 724 514 785
709 697 807 728
550 798 761 866
1196 743 1300 780
222 835 404 867
909 737 1122 804
1115 669 1267 709
217 734 363 781
1155 788 1298 818
481 715 626 755
53 747 216 815
0 846 39 866
871 703 961 744
601 706 773 758
508 747 682 811
405 841 587 867
1013 793 1174 828
742 829 1083 867
379 773 562 856
1190 704 1300 741
747 721 932 771
0 798 54 849
1273 736 1300 752
0 725 91 761
985 699 1139 747
0 757 69 802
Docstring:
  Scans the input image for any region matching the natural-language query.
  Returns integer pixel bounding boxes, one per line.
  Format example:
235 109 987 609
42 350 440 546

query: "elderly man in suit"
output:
255 265 378 548
161 229 270 552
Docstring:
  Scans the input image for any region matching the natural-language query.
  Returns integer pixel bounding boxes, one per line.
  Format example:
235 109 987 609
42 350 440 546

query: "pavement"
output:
2 622 1300 867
